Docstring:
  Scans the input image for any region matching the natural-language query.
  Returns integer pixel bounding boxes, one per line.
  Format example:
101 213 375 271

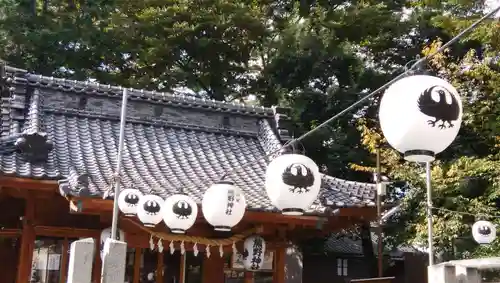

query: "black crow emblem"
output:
282 163 315 193
417 85 460 129
478 225 492 236
172 200 192 219
143 200 161 215
124 192 140 207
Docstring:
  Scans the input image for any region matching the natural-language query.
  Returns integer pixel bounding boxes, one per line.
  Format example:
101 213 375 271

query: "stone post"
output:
100 238 127 283
428 264 457 283
67 238 95 283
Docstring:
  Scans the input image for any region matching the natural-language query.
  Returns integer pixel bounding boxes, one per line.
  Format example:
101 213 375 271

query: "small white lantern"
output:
137 194 164 227
201 181 246 231
100 227 125 259
472 220 496 244
118 188 143 217
162 193 198 234
265 154 321 215
379 75 463 163
243 235 266 271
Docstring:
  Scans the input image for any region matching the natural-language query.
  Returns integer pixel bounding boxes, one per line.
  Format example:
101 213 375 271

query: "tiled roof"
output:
0 66 376 213
325 230 421 257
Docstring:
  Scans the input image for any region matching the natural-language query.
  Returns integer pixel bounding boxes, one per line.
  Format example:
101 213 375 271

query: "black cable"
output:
431 206 500 219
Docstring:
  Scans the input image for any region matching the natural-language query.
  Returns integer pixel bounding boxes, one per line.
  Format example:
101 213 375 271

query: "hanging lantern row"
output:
117 153 322 231
117 181 247 232
114 74 465 232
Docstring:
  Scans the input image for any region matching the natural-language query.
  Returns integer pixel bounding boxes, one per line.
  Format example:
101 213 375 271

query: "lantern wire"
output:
431 206 500 220
193 5 500 188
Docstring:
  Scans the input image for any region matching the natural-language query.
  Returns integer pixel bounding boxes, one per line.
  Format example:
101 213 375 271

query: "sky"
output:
485 0 500 17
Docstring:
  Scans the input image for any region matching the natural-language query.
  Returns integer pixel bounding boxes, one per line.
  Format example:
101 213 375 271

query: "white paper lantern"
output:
118 188 143 217
137 194 164 227
243 235 266 271
472 220 496 244
379 75 463 163
162 193 198 234
265 154 321 215
100 227 125 259
201 181 246 231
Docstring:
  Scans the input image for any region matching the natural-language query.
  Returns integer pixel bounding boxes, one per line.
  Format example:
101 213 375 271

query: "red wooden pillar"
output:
273 247 285 283
202 254 225 283
92 237 102 283
16 195 36 283
244 271 254 283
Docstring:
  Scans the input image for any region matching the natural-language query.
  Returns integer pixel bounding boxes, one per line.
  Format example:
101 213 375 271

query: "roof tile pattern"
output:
0 67 376 212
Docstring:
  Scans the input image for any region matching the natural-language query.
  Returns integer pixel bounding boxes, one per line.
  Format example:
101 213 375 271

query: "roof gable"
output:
0 65 376 212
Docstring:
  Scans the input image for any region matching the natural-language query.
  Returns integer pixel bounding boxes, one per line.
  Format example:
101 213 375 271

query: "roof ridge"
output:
44 107 260 137
322 174 375 187
5 65 276 116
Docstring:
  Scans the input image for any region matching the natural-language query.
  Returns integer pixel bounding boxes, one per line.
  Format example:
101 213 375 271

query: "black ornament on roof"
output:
15 131 53 162
15 87 53 162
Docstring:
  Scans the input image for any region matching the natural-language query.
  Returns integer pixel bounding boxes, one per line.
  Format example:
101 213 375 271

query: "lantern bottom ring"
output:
404 150 435 163
214 226 232 231
281 208 304 216
143 223 156 228
170 228 186 234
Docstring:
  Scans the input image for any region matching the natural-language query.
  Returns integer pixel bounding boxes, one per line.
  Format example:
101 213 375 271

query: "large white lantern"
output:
118 188 143 217
137 194 164 227
162 193 198 234
265 154 321 215
243 235 266 271
100 227 125 259
472 220 496 244
201 181 246 231
379 75 463 162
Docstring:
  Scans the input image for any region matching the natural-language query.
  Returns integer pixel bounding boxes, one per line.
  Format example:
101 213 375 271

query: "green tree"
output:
358 36 500 261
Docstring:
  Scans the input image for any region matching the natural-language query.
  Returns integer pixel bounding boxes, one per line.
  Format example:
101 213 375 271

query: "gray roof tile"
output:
325 230 422 257
0 67 376 212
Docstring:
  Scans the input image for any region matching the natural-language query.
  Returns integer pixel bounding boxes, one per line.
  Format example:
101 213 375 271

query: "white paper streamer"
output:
158 239 164 253
206 245 211 258
193 243 199 257
169 241 175 254
149 236 155 251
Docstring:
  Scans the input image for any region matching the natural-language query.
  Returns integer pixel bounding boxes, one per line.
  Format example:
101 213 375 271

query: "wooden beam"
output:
336 207 377 218
34 225 100 238
0 186 56 199
0 228 21 237
70 198 331 226
0 176 58 190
